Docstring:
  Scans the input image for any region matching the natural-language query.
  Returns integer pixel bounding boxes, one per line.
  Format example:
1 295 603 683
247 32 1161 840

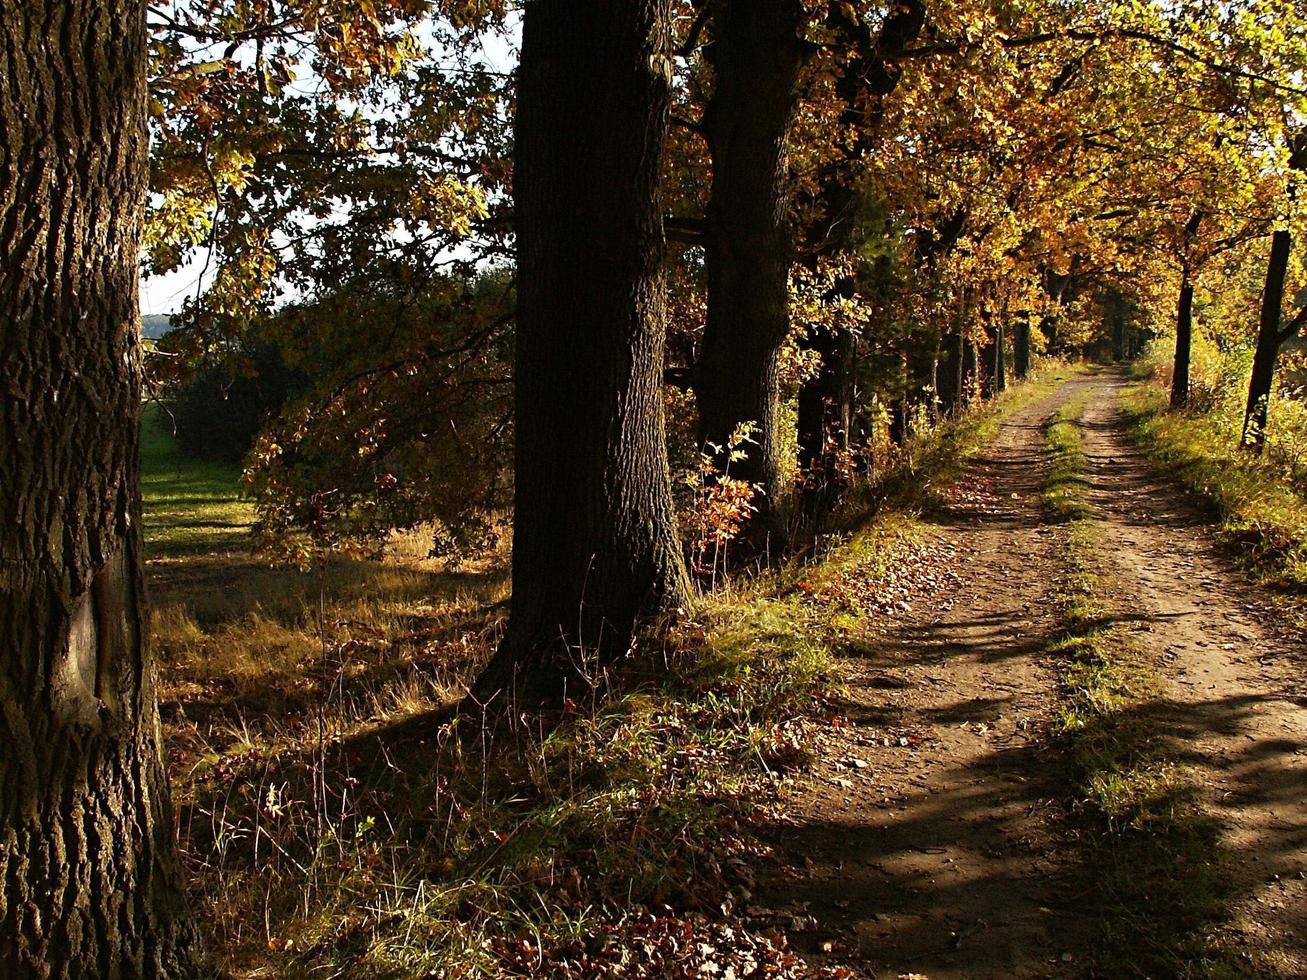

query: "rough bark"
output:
796 325 855 503
1171 278 1195 410
694 0 804 543
1243 230 1291 449
473 0 690 704
0 1 201 975
935 331 964 415
977 310 996 397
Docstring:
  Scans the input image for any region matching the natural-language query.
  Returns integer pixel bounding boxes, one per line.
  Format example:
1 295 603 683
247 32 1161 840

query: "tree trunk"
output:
0 2 201 975
1171 278 1195 409
889 337 938 442
796 325 855 507
977 311 996 397
695 0 804 544
993 318 1007 392
1014 318 1031 379
962 339 979 403
1243 230 1292 449
474 0 690 704
1040 267 1072 354
888 353 909 446
1040 312 1061 354
936 329 964 414
794 0 925 521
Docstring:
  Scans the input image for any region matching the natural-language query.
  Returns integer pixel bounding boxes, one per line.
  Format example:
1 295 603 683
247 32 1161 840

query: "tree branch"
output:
1278 304 1307 345
898 26 1307 98
666 216 707 245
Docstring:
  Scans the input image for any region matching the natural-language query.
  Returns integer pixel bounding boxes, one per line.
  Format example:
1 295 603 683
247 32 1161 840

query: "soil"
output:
755 369 1307 978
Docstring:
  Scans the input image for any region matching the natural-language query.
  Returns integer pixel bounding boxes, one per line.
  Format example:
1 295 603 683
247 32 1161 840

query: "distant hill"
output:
141 314 174 340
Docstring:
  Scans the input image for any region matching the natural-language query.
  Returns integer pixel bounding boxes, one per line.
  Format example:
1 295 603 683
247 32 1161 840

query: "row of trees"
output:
4 0 1306 974
492 0 1307 701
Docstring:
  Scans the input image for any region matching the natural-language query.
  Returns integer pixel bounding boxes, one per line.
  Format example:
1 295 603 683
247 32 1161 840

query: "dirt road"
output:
757 371 1307 978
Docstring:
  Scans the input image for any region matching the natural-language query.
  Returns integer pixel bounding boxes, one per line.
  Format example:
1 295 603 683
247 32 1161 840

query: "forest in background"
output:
6 0 1307 977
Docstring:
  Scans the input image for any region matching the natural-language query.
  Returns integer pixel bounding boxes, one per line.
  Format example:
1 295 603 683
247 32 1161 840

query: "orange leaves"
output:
685 423 764 579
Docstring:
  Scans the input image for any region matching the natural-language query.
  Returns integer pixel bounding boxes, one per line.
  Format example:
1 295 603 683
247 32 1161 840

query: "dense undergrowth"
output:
146 365 1071 977
1042 397 1238 977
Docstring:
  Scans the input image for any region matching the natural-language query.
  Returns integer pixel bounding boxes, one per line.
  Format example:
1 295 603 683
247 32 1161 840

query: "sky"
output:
142 256 204 317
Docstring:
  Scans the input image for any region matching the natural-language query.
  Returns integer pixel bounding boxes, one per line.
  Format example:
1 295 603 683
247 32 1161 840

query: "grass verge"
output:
1043 398 1235 978
1122 383 1307 619
836 360 1083 532
1043 394 1091 521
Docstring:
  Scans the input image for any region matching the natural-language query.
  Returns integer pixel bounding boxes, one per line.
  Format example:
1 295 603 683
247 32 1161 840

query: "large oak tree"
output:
693 0 805 545
0 0 200 974
473 0 691 704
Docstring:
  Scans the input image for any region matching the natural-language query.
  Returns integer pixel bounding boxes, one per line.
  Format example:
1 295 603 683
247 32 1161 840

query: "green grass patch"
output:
1044 403 1236 977
141 402 254 559
1042 395 1091 520
1122 384 1307 604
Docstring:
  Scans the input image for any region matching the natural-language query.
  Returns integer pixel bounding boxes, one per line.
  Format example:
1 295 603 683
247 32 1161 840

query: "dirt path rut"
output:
760 381 1093 978
1079 373 1307 975
757 370 1307 978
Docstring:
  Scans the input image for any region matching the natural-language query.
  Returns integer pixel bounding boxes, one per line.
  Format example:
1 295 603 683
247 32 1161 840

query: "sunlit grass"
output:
1122 383 1307 603
1042 395 1092 521
141 402 254 558
144 366 1075 976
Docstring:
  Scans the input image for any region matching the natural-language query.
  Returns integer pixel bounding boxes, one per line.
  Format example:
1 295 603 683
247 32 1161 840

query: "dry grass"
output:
146 412 840 977
143 369 1072 977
